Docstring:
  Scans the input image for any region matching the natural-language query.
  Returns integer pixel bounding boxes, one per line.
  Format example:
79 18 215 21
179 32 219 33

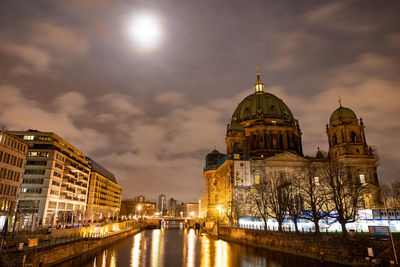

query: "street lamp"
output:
137 205 142 219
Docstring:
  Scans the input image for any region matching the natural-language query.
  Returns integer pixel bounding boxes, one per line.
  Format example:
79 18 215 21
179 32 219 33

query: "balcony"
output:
62 177 76 185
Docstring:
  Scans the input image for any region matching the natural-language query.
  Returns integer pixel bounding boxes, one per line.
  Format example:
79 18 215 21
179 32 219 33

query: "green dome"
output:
330 106 357 122
232 92 294 122
228 119 245 132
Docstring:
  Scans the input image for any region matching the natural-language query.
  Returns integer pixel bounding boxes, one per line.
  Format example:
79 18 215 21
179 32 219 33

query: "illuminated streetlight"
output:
136 205 142 219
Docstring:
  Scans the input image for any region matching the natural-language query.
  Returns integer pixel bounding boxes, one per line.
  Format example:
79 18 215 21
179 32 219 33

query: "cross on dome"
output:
254 66 264 93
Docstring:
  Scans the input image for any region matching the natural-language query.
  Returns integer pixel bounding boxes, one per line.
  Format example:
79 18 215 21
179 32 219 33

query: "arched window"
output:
332 134 337 145
351 131 357 142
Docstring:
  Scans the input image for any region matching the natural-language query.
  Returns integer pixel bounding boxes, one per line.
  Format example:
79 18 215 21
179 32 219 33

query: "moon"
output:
129 13 162 49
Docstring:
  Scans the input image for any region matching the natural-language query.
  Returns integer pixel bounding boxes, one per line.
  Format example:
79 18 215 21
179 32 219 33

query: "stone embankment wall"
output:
206 224 394 266
27 226 142 266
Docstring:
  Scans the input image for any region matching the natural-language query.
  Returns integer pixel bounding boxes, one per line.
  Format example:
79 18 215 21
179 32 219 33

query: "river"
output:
60 223 341 267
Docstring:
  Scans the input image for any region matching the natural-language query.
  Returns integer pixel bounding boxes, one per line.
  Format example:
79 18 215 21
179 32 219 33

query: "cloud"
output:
156 91 186 106
386 32 400 48
31 23 89 56
0 43 50 73
303 2 346 24
266 55 296 71
303 2 377 33
53 91 88 116
0 85 109 154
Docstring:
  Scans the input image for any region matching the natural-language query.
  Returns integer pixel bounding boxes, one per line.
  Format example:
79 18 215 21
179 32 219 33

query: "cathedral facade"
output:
204 69 382 223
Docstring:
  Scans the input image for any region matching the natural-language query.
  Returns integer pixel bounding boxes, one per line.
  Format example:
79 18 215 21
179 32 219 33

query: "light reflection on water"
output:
61 226 341 267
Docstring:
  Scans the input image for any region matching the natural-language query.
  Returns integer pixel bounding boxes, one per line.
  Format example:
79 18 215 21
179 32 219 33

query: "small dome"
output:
228 119 245 132
330 106 357 122
232 92 294 122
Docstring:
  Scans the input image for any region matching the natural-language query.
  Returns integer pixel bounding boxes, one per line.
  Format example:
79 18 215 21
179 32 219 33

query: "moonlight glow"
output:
129 13 162 48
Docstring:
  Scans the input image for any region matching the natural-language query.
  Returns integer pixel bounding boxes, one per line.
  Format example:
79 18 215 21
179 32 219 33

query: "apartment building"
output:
0 132 27 228
8 130 90 227
86 159 122 221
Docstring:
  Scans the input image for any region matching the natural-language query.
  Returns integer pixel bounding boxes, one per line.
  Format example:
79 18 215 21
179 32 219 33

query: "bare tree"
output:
295 162 330 235
266 174 290 232
381 181 400 209
381 183 392 205
225 196 241 227
391 181 400 208
248 180 270 229
249 173 289 232
321 161 364 237
286 176 303 233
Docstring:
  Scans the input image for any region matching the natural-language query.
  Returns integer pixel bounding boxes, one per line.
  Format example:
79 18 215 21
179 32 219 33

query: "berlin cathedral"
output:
204 69 382 222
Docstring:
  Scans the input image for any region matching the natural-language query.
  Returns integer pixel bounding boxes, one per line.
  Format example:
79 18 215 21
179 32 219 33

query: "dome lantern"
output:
254 66 264 93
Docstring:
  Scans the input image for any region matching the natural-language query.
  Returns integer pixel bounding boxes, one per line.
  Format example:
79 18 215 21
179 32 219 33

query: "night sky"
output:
1 0 400 202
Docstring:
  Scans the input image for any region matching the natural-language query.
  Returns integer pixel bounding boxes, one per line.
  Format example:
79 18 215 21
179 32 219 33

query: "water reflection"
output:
61 228 343 267
130 233 141 267
200 234 210 267
151 229 163 266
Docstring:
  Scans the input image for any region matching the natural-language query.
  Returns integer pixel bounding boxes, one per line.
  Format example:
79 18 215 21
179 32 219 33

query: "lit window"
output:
314 176 319 185
23 135 34 140
359 174 365 183
255 175 260 184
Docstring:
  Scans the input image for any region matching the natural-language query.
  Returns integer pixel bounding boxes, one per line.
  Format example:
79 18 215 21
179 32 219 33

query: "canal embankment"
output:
204 222 399 266
2 220 148 267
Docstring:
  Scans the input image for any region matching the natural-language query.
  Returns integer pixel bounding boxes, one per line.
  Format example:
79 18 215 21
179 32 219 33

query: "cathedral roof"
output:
228 119 245 131
232 92 294 122
330 106 357 122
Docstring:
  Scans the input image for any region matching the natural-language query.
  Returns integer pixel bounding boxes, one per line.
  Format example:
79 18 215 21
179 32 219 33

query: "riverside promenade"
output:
0 220 149 267
204 222 400 266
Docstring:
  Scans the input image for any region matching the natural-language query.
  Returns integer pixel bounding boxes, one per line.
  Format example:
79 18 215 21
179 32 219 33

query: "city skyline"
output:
1 1 400 202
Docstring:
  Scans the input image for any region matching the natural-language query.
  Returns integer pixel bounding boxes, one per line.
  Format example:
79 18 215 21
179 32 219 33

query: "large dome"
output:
232 92 294 122
330 106 357 122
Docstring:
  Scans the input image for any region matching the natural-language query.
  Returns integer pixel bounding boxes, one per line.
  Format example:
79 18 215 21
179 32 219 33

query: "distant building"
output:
86 159 122 222
198 195 207 218
157 194 166 215
8 130 90 228
0 132 27 229
167 198 177 217
176 203 199 218
120 199 156 218
135 195 145 203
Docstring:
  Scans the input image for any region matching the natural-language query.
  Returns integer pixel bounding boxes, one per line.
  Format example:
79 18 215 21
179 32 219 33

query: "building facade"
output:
204 70 382 224
176 203 199 218
86 159 122 222
157 194 167 215
167 197 177 217
120 199 156 218
0 132 27 229
8 130 90 227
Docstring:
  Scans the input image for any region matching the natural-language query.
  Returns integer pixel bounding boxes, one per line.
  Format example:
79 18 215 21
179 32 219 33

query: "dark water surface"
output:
60 227 342 267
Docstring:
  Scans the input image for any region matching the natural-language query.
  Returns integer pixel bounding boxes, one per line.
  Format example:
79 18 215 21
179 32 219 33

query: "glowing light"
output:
187 229 195 267
129 13 162 48
215 240 229 267
152 229 162 266
131 234 141 267
200 235 210 267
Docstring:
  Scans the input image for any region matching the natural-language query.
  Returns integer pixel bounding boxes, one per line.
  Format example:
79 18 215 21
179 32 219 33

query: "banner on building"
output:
368 226 389 235
234 161 251 187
